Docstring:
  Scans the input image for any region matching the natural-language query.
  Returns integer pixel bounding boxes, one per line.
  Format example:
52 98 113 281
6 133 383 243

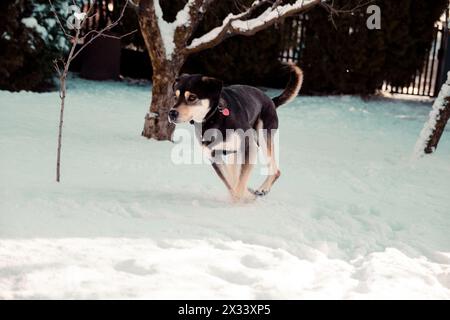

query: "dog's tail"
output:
272 62 303 108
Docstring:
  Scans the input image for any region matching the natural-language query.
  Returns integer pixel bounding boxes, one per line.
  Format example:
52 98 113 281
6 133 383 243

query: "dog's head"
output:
168 74 223 124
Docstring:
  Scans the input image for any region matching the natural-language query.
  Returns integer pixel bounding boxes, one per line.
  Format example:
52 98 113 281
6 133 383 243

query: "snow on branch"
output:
184 0 323 54
154 0 211 59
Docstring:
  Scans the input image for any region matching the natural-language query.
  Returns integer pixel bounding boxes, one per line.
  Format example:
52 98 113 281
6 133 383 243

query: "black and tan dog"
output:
169 63 303 201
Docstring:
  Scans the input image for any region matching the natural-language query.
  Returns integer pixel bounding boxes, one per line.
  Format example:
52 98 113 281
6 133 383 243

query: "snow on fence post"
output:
414 71 450 156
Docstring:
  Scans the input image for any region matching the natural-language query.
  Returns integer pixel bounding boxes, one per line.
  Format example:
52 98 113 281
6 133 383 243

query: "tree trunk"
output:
415 71 450 156
138 0 186 140
141 67 178 140
56 75 66 182
424 96 450 154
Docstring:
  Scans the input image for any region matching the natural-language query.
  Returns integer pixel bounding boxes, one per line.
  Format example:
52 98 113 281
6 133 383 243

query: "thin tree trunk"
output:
56 76 66 182
55 32 76 182
51 0 131 181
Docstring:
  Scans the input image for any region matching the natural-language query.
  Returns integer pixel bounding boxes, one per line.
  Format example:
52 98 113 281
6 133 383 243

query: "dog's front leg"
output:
233 139 257 201
234 162 256 201
211 163 235 197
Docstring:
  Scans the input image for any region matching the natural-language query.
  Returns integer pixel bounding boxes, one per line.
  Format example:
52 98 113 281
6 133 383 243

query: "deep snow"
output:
0 77 449 299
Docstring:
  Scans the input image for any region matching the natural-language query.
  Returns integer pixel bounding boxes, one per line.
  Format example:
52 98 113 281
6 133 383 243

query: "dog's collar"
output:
190 98 229 125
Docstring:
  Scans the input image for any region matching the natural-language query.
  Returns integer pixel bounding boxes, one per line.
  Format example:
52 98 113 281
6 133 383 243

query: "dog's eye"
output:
187 94 197 102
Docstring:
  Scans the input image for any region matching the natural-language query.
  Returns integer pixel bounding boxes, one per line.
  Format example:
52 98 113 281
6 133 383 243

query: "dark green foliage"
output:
300 0 448 95
0 0 66 92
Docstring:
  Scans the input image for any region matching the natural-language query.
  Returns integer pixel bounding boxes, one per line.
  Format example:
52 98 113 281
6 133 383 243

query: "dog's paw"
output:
231 189 257 203
254 189 269 197
244 189 257 201
249 187 268 196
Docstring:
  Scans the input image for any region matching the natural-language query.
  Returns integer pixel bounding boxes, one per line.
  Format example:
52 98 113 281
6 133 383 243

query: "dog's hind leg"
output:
255 129 280 196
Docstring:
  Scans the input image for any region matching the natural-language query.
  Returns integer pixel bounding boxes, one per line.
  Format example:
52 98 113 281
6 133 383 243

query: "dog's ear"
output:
172 73 190 92
172 80 178 92
202 76 223 93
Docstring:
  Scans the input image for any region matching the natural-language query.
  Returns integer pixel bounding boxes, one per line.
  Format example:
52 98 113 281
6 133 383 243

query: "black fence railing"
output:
381 15 449 98
78 0 122 36
279 14 307 63
279 12 450 98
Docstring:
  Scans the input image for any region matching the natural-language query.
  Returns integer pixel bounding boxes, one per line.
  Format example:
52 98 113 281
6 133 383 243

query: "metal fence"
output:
78 0 122 35
382 14 449 97
279 12 450 98
279 15 308 63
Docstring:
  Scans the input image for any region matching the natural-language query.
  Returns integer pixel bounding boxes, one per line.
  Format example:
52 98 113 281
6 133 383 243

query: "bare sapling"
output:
50 0 135 182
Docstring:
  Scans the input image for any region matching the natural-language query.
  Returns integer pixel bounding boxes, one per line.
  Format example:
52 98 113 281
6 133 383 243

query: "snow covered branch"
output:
414 72 450 157
150 0 214 60
184 0 323 54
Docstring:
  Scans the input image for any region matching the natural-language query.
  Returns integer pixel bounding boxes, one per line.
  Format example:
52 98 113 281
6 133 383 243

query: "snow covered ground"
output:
0 77 449 299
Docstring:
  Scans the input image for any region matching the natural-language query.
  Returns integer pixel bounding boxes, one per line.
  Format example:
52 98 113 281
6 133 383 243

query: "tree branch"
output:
321 0 375 29
49 0 74 40
156 0 217 59
71 0 131 62
184 0 323 54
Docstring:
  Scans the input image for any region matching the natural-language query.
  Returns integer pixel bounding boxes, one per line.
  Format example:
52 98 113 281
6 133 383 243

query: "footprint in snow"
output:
114 259 157 276
208 266 259 285
240 255 271 269
437 272 450 289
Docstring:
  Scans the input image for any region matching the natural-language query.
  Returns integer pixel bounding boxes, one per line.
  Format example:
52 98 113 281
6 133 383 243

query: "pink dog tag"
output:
221 108 230 116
